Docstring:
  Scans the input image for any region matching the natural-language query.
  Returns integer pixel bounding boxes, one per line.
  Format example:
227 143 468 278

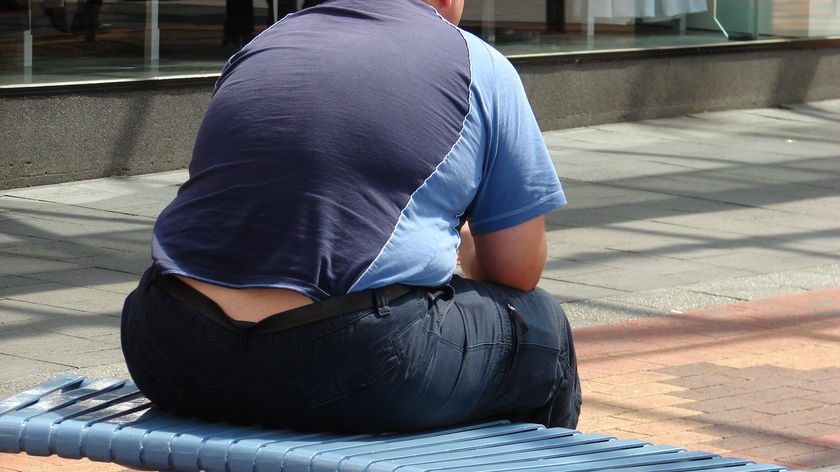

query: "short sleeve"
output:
462 33 567 236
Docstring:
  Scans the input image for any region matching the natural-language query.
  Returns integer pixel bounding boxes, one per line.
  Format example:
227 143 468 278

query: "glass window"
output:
2 0 839 87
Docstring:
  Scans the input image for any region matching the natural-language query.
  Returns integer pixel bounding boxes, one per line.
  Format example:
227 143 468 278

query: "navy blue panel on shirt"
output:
153 0 471 299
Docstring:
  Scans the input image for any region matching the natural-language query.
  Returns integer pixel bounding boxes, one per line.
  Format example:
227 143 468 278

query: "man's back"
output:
152 0 560 300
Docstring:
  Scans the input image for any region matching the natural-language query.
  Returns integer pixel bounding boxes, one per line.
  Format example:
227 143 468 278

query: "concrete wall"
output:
515 40 840 130
1 40 839 190
0 80 214 190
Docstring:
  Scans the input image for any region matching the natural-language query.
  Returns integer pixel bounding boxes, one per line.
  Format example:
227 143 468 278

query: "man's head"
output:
422 0 463 24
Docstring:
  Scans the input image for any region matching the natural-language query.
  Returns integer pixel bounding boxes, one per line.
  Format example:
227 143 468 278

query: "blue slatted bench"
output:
0 374 800 472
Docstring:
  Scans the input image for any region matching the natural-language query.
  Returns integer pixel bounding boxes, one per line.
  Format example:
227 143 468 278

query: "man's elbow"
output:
480 262 544 292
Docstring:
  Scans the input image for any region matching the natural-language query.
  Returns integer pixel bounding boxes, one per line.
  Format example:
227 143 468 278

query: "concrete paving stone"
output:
0 198 141 231
579 355 667 377
0 353 70 381
56 230 153 255
0 275 44 291
0 333 123 370
720 182 840 210
805 262 840 276
0 312 121 352
557 200 736 233
0 454 131 472
746 267 840 292
727 209 840 236
562 298 671 328
612 394 695 411
547 208 628 229
770 408 840 434
805 391 840 407
690 408 775 429
786 98 840 112
639 213 817 243
637 111 822 141
623 143 758 170
590 370 676 387
622 174 805 209
544 126 664 149
618 416 712 438
609 286 739 314
772 196 840 220
702 134 839 161
653 361 739 378
687 248 836 274
536 278 627 306
545 224 651 252
1 196 155 231
0 315 121 347
557 179 666 207
2 171 185 209
576 396 635 419
0 230 39 245
50 318 122 341
802 374 840 396
755 398 830 416
544 239 620 264
690 108 812 125
1 222 150 257
0 240 116 262
0 298 64 324
639 193 756 217
723 159 839 189
744 440 833 468
600 123 751 150
644 264 762 291
0 283 126 315
555 257 752 294
575 219 752 253
0 255 86 277
543 260 620 281
681 272 838 302
803 432 840 451
656 372 739 390
70 253 152 276
23 267 140 293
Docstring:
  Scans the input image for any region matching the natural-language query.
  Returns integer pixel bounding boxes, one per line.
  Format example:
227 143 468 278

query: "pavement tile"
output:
616 393 694 410
805 434 840 451
782 425 840 443
0 454 130 472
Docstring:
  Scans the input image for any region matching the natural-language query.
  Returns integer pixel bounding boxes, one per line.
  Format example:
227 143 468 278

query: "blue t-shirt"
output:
152 0 566 300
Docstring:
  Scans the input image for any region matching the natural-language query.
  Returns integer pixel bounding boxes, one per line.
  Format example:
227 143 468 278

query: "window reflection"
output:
1 0 839 87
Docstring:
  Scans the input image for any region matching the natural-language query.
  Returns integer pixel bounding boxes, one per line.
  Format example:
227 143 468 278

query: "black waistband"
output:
149 267 415 335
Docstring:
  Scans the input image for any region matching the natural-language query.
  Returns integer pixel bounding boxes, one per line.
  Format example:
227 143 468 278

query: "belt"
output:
149 267 415 335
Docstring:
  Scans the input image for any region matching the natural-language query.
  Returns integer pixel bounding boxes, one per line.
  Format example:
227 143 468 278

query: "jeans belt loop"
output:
375 287 391 317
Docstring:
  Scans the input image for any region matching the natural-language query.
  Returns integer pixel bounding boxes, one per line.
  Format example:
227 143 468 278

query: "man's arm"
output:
458 215 548 292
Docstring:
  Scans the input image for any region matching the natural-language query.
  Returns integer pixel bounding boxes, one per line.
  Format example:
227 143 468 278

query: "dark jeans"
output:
121 267 581 433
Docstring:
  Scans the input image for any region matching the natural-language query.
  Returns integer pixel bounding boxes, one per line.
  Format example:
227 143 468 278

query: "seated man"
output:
121 0 581 433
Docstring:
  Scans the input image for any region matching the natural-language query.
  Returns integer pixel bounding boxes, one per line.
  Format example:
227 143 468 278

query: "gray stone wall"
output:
1 81 213 189
516 42 840 130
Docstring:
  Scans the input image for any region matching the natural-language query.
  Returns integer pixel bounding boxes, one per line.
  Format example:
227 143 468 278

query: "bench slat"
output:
0 376 798 472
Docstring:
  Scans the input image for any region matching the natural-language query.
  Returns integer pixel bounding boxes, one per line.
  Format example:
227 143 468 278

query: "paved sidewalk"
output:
576 286 840 470
1 99 838 470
